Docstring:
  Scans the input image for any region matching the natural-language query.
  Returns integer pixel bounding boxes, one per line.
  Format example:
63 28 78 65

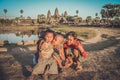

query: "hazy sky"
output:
0 0 120 19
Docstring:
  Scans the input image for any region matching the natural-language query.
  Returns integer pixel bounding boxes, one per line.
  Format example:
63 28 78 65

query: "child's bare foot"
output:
75 66 82 71
64 63 71 68
28 75 35 80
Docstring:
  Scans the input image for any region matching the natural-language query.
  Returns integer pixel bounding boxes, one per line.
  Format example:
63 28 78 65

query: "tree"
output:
103 4 113 10
100 4 113 25
86 16 92 25
37 14 46 24
101 4 120 20
76 10 79 16
14 17 19 25
74 16 82 24
3 9 7 19
94 13 100 25
95 13 98 17
114 4 120 18
101 4 113 20
20 9 24 18
66 16 74 22
27 16 31 19
101 4 120 27
113 17 120 26
100 9 106 19
78 17 82 23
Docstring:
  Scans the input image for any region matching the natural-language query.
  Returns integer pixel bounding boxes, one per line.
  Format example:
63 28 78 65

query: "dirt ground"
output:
0 28 120 80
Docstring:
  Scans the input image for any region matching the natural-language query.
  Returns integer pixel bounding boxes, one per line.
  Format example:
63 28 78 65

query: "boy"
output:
52 33 66 70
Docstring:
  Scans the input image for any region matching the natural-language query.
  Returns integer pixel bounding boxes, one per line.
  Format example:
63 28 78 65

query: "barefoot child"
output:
64 31 87 71
29 30 58 80
52 33 66 70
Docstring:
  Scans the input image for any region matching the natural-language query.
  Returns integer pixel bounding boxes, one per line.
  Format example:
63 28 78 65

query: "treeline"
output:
100 4 120 27
0 4 120 27
0 19 14 26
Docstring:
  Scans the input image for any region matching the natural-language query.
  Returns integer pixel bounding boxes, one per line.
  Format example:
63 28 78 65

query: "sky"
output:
0 0 120 19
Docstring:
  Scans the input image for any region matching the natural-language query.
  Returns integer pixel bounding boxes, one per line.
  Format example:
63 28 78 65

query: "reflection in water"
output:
0 28 48 43
0 32 39 43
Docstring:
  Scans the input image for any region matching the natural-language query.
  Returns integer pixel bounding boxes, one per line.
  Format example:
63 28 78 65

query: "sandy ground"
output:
0 28 120 80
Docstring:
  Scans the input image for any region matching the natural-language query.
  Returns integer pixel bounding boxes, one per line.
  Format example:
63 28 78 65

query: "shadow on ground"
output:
84 35 119 51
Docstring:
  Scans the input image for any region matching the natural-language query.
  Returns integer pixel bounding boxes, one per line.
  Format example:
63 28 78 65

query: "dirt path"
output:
85 28 102 44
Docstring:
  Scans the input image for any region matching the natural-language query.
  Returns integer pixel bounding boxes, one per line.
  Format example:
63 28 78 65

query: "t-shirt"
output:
64 39 83 49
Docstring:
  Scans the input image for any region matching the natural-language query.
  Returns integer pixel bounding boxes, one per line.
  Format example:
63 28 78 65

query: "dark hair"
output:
55 32 65 38
38 29 54 39
66 31 77 39
44 29 54 38
45 29 54 34
38 30 46 39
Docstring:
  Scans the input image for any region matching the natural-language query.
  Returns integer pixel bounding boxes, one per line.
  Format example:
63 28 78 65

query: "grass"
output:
50 25 97 40
0 25 38 32
0 25 97 40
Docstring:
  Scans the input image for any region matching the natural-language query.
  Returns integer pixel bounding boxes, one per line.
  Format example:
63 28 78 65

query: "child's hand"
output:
82 51 87 58
39 53 45 58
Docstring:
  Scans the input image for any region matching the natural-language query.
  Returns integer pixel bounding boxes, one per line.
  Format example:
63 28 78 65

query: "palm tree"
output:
95 13 98 17
3 9 7 19
20 9 24 18
76 10 79 16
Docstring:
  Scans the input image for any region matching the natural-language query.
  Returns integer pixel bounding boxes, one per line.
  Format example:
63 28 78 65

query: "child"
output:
64 31 87 71
52 33 66 71
29 30 58 80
